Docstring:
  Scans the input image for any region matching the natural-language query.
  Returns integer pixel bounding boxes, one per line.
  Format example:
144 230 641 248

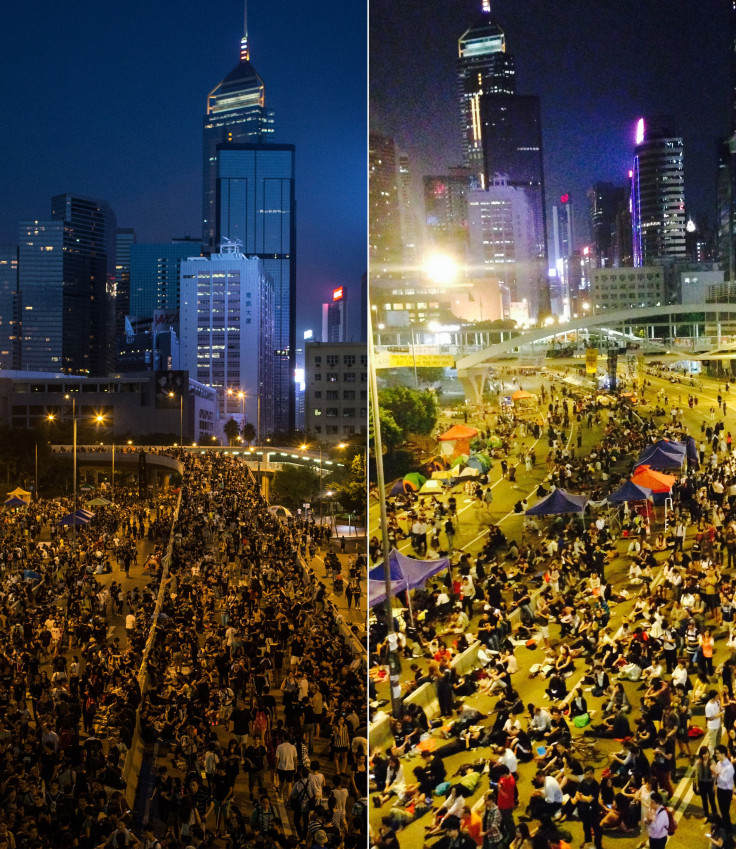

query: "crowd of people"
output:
369 374 736 849
0 445 367 849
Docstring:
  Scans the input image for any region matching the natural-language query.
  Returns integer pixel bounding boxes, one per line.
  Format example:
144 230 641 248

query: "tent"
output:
88 497 111 507
631 465 676 493
526 489 588 516
389 479 411 496
634 445 685 471
512 389 533 400
4 496 28 508
425 456 449 473
487 435 503 448
404 472 427 490
7 487 31 501
431 470 454 481
466 454 491 473
608 481 653 504
368 549 451 618
449 454 469 468
458 466 479 478
419 479 444 493
58 513 90 527
76 509 95 519
438 424 479 458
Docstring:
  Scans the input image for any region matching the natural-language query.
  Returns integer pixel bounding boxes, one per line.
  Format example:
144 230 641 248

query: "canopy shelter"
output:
3 496 28 508
368 549 451 622
58 513 90 527
630 465 676 494
607 481 653 504
526 489 588 516
88 497 111 507
7 487 30 501
635 440 686 471
76 509 95 519
438 424 479 458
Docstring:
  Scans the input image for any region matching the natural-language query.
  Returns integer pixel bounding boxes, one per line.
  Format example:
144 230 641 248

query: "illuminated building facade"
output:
631 116 687 266
202 13 275 251
0 247 19 371
214 143 295 432
457 1 515 185
322 287 348 342
20 195 116 376
180 242 274 434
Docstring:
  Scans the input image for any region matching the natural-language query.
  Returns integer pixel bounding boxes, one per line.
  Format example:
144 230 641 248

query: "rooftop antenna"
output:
240 0 249 61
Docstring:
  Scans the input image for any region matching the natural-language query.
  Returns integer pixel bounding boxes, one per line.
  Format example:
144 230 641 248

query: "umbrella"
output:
631 465 676 493
404 472 427 489
267 505 293 518
4 496 28 507
526 489 588 516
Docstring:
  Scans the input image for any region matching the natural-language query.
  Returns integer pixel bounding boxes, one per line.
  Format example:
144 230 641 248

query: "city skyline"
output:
370 0 731 252
0 0 366 342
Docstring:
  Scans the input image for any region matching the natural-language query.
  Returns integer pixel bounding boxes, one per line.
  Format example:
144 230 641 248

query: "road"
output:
369 368 730 848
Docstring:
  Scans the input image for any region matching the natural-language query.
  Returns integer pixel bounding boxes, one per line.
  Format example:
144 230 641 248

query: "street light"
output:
47 394 82 545
92 413 116 504
168 392 183 445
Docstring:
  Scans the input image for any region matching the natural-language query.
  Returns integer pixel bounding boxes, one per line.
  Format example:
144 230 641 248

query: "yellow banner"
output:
373 351 455 369
585 348 598 374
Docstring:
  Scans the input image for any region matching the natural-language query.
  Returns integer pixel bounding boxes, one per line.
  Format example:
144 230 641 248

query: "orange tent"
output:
631 464 676 493
438 423 479 458
512 389 533 400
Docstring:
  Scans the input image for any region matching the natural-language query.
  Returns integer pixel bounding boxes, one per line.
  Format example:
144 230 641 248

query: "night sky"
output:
0 0 366 342
370 0 731 253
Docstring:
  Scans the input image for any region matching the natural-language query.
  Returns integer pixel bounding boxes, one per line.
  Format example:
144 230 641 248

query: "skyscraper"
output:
180 242 274 436
129 239 201 319
588 182 628 268
631 116 686 266
479 93 548 318
369 133 401 278
0 246 19 370
115 228 136 338
457 0 515 185
215 143 296 432
202 4 275 251
322 287 348 342
20 195 116 375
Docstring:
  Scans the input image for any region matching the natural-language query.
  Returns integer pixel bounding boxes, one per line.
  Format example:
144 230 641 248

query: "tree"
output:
371 409 404 453
223 418 240 446
242 422 256 445
331 452 366 519
270 465 320 511
378 385 438 439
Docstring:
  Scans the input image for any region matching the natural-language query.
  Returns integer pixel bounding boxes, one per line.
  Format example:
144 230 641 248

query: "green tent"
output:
403 472 427 488
450 454 468 468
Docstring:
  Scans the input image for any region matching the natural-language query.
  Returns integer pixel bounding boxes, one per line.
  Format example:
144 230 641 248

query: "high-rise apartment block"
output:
631 116 686 267
304 342 367 443
369 133 402 278
0 247 19 371
180 241 274 436
322 287 348 343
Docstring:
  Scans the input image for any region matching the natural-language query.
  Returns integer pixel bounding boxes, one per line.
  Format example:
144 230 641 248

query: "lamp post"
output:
301 442 323 523
47 395 79 546
168 392 183 445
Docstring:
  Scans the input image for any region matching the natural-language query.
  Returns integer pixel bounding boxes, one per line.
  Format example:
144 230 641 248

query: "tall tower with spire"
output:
202 2 275 250
457 0 515 186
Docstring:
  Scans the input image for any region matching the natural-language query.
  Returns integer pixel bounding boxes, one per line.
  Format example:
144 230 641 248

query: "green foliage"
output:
242 422 256 444
378 385 439 438
223 418 241 445
331 452 366 519
270 464 320 511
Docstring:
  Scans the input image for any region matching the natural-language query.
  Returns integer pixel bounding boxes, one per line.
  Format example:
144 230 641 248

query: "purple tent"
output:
368 549 451 610
525 489 588 515
608 480 653 504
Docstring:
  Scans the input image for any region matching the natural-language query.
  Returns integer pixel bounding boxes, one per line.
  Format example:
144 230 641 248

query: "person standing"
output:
575 766 603 849
713 746 734 832
706 690 723 753
479 790 503 849
645 792 670 849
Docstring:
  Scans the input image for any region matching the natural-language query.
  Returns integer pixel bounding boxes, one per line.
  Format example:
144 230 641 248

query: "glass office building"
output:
129 239 202 319
202 37 274 251
215 143 296 432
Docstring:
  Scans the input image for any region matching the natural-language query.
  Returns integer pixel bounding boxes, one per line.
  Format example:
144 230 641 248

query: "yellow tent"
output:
7 487 31 501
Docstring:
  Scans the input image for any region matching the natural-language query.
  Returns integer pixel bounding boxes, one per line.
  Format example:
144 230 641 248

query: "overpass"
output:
448 303 736 404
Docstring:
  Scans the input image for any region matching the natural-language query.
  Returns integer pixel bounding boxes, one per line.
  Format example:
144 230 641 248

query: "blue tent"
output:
684 435 699 468
466 455 491 473
526 489 588 516
389 479 410 496
635 441 685 471
368 549 451 607
608 480 653 504
58 512 91 526
3 496 28 507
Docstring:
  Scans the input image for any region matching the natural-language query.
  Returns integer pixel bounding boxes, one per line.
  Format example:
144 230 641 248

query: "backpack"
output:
665 807 677 836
